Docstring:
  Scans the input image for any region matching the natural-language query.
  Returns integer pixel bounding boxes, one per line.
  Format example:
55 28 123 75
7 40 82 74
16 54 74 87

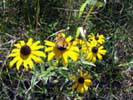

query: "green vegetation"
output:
0 0 132 100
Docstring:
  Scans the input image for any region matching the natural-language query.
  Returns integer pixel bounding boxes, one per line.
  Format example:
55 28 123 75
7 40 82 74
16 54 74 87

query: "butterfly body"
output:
54 33 68 50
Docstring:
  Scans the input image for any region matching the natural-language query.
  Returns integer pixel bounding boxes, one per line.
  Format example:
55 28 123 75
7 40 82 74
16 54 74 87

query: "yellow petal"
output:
70 76 77 81
83 72 92 79
55 59 59 65
29 61 34 69
14 43 21 48
99 46 104 50
83 71 88 77
62 52 68 64
68 51 79 61
85 79 92 86
23 61 29 71
77 84 84 93
90 40 97 46
88 33 94 38
99 34 104 39
61 33 66 38
9 57 19 68
16 60 23 71
72 40 78 45
77 84 81 93
44 40 55 47
80 70 83 77
32 51 46 58
72 83 78 90
97 53 102 60
99 40 104 44
11 49 19 53
32 46 44 50
66 36 72 42
92 56 96 63
84 84 88 92
99 49 106 55
32 41 40 47
55 54 60 65
86 53 93 61
31 55 43 63
45 47 53 52
70 46 79 52
8 53 18 57
48 52 55 62
27 38 33 46
20 41 25 46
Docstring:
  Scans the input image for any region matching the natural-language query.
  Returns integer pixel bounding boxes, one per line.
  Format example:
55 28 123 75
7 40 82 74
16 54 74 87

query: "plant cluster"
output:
8 31 107 94
0 0 132 100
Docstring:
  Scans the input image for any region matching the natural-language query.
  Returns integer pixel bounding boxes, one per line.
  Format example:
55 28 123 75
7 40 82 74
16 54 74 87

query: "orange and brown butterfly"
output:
54 33 68 50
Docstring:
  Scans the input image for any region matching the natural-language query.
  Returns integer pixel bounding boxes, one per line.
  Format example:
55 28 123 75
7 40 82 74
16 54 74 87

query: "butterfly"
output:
54 33 68 50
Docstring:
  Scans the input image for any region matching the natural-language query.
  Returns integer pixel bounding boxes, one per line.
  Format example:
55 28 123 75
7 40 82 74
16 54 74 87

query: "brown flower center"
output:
20 45 31 55
95 36 99 40
57 46 67 51
78 77 84 84
92 46 98 53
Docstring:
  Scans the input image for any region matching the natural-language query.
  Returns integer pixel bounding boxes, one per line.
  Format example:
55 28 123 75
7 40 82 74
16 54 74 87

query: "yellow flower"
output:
82 40 106 63
70 70 92 93
44 34 79 65
8 38 46 71
81 40 90 53
88 33 105 44
74 39 83 45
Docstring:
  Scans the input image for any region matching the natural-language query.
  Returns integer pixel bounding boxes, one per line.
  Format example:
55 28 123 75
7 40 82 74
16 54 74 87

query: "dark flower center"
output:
20 45 31 55
92 46 98 53
78 77 84 84
57 46 67 51
95 36 99 40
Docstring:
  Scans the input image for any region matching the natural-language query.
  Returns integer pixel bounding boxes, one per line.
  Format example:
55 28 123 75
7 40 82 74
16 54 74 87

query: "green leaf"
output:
30 73 39 88
58 67 69 78
87 0 97 5
118 59 133 67
78 0 98 18
76 27 81 39
42 71 55 78
78 1 88 19
58 66 68 71
81 60 96 66
96 1 105 7
59 70 69 78
40 71 56 83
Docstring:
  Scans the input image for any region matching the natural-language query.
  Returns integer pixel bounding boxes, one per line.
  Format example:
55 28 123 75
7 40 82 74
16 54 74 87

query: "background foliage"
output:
0 0 133 100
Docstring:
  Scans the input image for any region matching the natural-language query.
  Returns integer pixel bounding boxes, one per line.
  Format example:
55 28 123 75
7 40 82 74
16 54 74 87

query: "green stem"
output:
82 5 94 25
